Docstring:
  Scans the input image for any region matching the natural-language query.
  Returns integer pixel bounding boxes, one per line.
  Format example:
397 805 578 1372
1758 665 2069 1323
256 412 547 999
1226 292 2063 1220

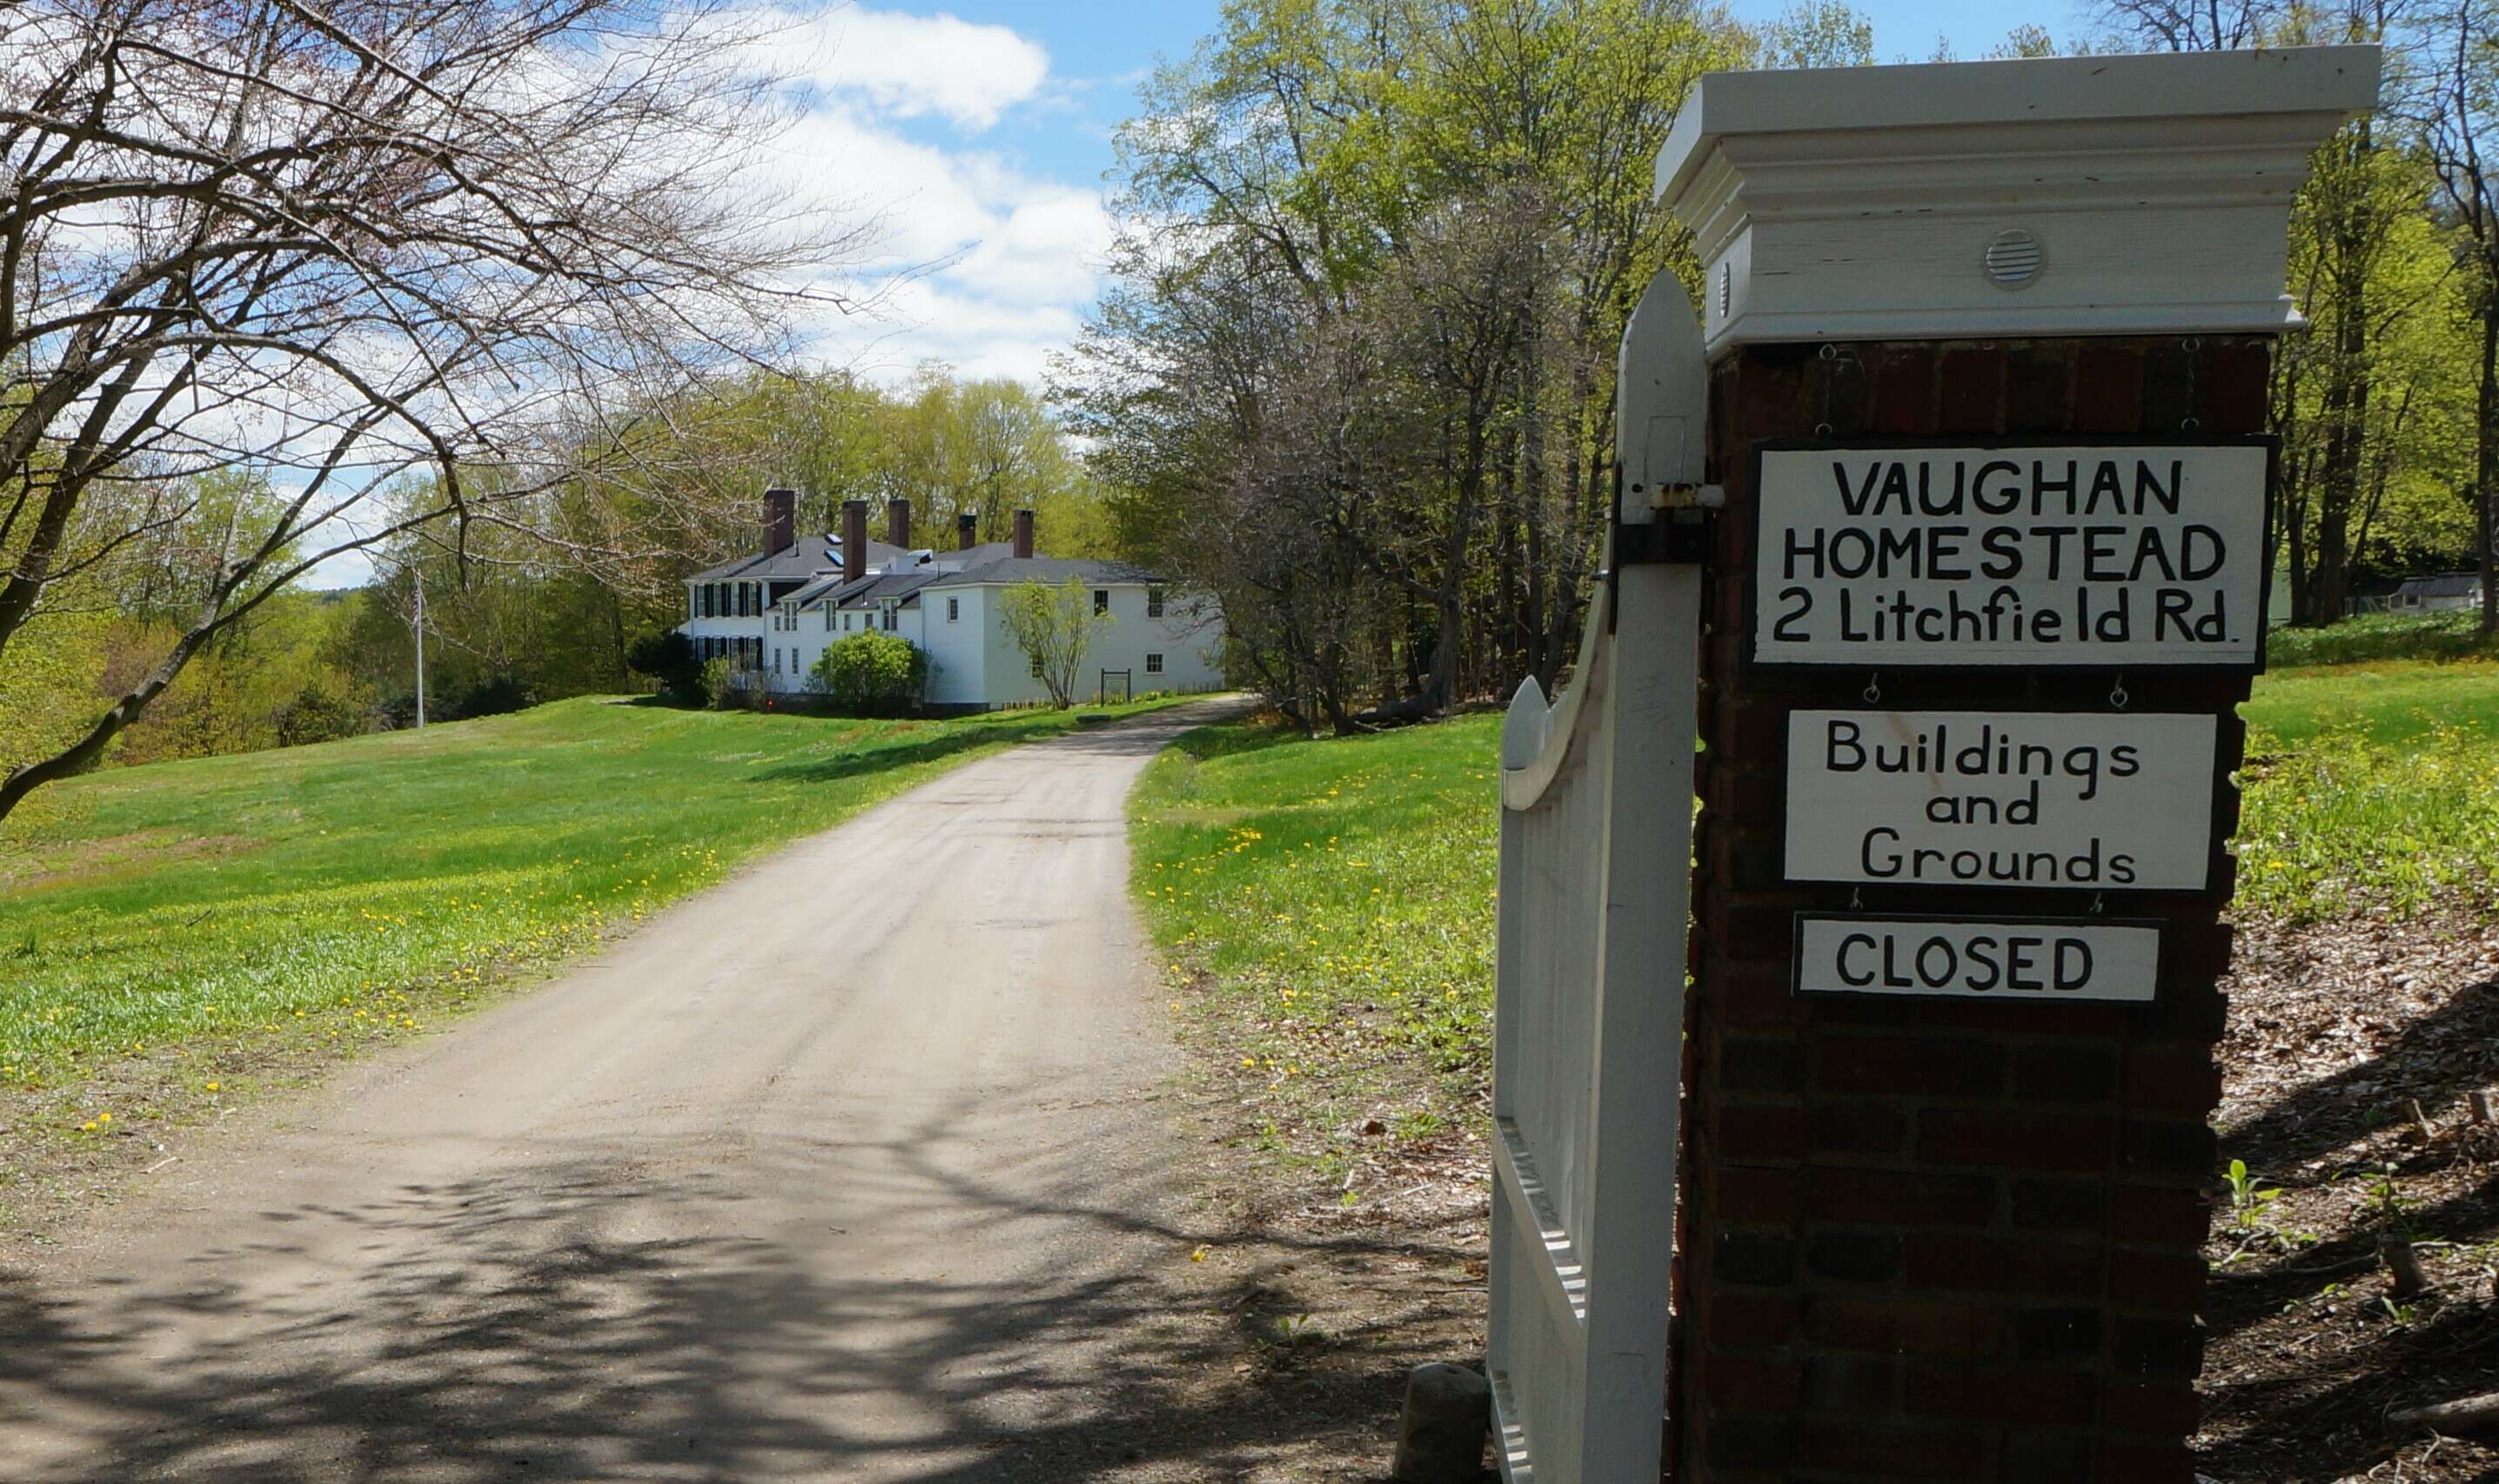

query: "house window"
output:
881 601 898 632
947 597 960 622
1147 586 1164 618
1093 589 1109 615
824 607 834 632
1146 652 1164 674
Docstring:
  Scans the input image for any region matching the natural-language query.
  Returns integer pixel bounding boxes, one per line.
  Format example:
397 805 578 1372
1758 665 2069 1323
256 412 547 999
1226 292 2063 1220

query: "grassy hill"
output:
0 697 1173 1106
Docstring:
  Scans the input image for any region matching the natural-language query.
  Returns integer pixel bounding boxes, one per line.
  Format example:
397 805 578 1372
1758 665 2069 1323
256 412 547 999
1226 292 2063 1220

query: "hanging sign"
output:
1794 914 2161 1003
1783 709 2221 892
1752 439 2272 668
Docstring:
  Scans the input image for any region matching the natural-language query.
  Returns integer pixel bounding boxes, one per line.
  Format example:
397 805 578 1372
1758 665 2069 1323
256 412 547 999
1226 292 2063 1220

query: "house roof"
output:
686 536 912 583
2394 572 2486 598
801 571 948 612
922 557 1164 589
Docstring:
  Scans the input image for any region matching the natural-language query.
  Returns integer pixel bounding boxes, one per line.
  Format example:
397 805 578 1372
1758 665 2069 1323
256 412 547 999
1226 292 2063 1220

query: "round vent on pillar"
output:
1983 228 2045 290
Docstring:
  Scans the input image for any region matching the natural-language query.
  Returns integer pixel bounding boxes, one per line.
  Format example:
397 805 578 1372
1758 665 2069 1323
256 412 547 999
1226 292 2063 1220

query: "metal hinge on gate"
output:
1615 505 1714 565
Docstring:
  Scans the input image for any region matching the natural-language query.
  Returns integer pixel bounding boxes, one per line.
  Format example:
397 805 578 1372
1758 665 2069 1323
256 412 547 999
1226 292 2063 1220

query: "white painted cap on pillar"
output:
1656 47 2381 354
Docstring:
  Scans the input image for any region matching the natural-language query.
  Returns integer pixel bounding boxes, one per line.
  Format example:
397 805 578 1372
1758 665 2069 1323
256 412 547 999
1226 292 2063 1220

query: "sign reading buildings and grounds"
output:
1752 440 2273 668
1757 438 2274 1002
1783 710 2221 891
1792 914 2163 1003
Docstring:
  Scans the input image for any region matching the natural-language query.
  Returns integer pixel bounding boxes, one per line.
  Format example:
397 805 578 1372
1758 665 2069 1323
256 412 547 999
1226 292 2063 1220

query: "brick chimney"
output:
763 486 796 556
886 498 911 550
841 498 868 584
1012 508 1035 559
957 511 978 550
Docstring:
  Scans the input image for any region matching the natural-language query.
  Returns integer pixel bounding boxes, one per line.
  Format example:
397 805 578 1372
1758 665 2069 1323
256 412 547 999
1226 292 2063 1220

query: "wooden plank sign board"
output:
1784 710 2221 891
1752 440 2271 667
1795 914 2161 1003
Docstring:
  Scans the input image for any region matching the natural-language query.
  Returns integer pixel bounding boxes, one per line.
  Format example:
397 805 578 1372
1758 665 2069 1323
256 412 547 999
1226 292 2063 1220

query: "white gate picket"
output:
1488 270 1705 1483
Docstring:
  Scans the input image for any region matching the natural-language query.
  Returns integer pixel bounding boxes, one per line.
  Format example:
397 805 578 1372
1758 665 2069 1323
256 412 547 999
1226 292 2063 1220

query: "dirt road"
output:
0 703 1257 1482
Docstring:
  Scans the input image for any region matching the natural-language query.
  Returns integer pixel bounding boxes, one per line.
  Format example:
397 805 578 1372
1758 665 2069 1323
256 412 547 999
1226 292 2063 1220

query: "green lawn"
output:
0 696 1176 1088
1129 659 2499 1177
1129 717 1501 1187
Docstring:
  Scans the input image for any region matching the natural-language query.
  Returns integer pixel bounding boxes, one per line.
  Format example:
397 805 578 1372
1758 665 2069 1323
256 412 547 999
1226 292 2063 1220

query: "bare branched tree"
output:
0 0 876 819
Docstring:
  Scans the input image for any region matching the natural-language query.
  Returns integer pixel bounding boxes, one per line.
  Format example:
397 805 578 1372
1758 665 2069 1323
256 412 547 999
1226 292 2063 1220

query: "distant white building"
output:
2348 572 2487 616
679 489 1224 709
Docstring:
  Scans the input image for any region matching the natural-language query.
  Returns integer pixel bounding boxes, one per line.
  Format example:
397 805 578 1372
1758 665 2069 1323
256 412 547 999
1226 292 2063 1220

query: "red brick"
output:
1906 1364 2098 1426
1719 1101 1810 1161
2012 1178 2107 1231
1719 1035 1806 1093
1905 1232 2105 1298
1812 1100 1910 1155
2100 1439 2198 1484
2073 343 2145 432
1873 345 1940 434
1937 344 2006 430
2119 1118 2215 1175
2007 345 2072 431
2112 1247 2206 1309
1716 1165 1804 1223
2103 1380 2199 1436
1707 898 1797 959
2110 1185 2209 1246
1703 1352 1802 1414
1805 1295 2001 1355
2203 338 2272 431
1812 348 1873 432
1918 1108 2118 1172
1801 1355 1897 1414
1734 356 1812 438
1795 1420 1994 1480
1707 1289 1799 1346
2014 1043 2120 1103
1806 1166 1998 1227
2124 1047 2223 1115
1818 1036 2007 1098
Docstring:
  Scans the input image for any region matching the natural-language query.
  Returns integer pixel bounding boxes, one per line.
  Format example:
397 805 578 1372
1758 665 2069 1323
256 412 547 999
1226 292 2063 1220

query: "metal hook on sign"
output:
1819 343 1841 361
1863 672 1882 705
2180 337 2201 353
1849 887 1865 912
2180 416 2201 432
2091 891 2106 916
1815 422 1835 438
2109 673 2128 710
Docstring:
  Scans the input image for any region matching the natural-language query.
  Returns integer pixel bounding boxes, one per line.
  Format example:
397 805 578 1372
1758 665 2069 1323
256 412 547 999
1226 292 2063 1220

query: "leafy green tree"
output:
1000 580 1113 708
626 632 707 708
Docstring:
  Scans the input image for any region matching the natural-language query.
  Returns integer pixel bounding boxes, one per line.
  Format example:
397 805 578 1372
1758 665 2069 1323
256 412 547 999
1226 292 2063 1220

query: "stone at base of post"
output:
1391 1361 1491 1482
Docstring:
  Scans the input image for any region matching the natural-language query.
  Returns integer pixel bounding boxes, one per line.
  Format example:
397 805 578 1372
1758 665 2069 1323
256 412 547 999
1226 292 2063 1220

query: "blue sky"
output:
778 0 2087 385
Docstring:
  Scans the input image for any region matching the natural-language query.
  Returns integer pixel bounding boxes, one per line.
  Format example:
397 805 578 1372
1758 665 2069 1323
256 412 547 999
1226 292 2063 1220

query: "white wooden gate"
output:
1488 271 1706 1482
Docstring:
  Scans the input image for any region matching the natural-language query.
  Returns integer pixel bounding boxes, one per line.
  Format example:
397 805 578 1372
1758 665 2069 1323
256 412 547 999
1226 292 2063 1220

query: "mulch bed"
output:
2198 907 2499 1481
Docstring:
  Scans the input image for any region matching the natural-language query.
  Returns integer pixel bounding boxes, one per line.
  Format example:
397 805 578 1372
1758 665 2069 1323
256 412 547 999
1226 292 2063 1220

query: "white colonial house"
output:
679 489 1225 709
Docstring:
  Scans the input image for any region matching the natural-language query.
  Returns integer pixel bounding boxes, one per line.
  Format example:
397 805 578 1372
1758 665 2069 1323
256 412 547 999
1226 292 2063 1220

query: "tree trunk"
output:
2481 297 2498 636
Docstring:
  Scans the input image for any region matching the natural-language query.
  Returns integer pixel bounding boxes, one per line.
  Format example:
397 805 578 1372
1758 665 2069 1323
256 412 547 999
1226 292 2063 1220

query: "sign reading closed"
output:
1784 709 2221 891
1794 914 2161 1003
1752 440 2271 667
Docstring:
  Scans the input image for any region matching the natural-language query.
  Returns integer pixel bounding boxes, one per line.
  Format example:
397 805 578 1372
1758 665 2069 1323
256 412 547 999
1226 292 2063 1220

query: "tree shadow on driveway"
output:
0 1090 1471 1483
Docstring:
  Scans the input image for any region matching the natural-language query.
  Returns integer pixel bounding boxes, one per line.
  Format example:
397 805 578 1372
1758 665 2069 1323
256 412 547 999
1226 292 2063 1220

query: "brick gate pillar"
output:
1653 50 2379 1484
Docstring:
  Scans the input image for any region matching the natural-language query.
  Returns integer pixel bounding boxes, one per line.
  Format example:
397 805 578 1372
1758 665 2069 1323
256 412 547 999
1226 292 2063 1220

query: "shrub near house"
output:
812 632 927 716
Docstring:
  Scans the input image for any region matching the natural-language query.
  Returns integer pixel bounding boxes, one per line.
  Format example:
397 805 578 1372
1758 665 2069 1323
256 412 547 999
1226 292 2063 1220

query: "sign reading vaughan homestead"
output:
1752 441 2272 667
1783 710 2221 891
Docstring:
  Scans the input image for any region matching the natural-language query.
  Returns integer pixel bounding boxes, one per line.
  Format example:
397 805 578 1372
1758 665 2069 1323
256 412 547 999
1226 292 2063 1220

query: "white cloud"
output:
743 93 1113 388
742 4 1049 131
